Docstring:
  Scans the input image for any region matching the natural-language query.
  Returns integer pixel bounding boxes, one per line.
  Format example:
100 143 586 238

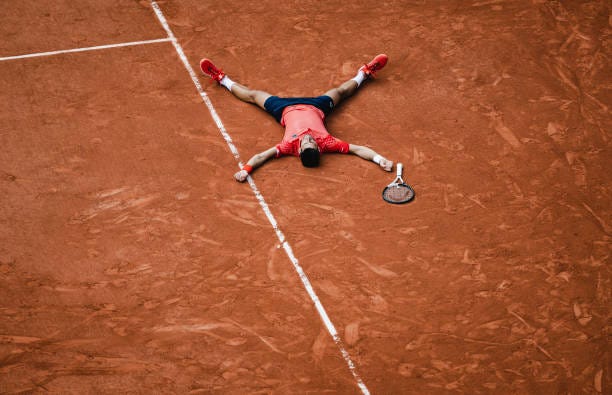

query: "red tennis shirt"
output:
275 104 349 157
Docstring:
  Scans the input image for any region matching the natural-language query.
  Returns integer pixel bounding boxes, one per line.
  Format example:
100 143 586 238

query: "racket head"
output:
382 182 415 204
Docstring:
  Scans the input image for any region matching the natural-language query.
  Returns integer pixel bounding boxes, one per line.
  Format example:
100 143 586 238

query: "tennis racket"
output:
382 163 415 204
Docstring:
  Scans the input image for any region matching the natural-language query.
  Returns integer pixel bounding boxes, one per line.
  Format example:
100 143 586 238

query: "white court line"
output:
0 38 172 61
149 2 371 394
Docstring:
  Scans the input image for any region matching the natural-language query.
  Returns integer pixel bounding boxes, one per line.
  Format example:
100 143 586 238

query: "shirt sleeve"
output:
275 140 300 157
274 144 284 158
320 136 350 154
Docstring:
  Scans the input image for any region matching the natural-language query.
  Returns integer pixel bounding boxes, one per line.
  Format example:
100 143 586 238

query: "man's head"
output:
299 134 320 167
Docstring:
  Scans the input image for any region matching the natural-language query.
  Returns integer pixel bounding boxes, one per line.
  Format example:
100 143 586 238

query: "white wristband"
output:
373 154 384 164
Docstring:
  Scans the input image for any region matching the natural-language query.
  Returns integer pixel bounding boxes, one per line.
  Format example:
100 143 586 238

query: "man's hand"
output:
348 144 394 171
234 169 249 182
234 147 276 183
380 158 393 171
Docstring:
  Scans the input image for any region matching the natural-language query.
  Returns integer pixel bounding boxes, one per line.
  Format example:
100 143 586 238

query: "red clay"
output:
1 0 610 394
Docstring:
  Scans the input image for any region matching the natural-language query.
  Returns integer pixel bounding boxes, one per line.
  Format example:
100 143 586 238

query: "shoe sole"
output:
367 54 388 73
199 58 222 80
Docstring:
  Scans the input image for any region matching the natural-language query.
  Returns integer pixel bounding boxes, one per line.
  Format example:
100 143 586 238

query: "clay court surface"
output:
1 1 610 393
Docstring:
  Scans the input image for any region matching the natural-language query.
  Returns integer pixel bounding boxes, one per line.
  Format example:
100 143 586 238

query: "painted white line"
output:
0 38 172 61
149 2 371 394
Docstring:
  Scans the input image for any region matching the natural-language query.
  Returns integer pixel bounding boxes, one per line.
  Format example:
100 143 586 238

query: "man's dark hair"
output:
300 148 320 167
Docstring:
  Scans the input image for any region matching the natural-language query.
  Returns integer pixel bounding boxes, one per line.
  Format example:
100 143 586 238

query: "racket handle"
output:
396 163 403 177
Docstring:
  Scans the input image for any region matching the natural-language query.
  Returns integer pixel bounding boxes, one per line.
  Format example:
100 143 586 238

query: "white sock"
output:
220 76 235 91
351 70 367 87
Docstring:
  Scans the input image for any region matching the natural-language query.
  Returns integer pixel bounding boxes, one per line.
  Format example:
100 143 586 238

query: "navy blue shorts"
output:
264 95 335 123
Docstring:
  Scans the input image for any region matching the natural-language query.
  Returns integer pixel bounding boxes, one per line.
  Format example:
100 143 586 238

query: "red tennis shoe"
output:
360 54 388 77
200 58 225 82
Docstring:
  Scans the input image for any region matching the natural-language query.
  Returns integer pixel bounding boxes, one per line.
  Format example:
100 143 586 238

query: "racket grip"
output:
396 163 403 176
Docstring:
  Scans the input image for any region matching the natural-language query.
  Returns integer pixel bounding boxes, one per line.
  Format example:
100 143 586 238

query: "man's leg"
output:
227 83 271 110
200 58 271 109
323 79 359 106
322 54 389 106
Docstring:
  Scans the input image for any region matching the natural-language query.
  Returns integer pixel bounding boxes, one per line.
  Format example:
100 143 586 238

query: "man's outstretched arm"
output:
234 146 277 182
348 144 393 171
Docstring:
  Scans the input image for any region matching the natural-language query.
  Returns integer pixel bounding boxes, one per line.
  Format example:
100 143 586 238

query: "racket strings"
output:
383 184 414 203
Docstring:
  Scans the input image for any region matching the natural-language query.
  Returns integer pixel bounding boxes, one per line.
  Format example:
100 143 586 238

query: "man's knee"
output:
246 91 257 102
339 81 358 97
240 90 261 104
